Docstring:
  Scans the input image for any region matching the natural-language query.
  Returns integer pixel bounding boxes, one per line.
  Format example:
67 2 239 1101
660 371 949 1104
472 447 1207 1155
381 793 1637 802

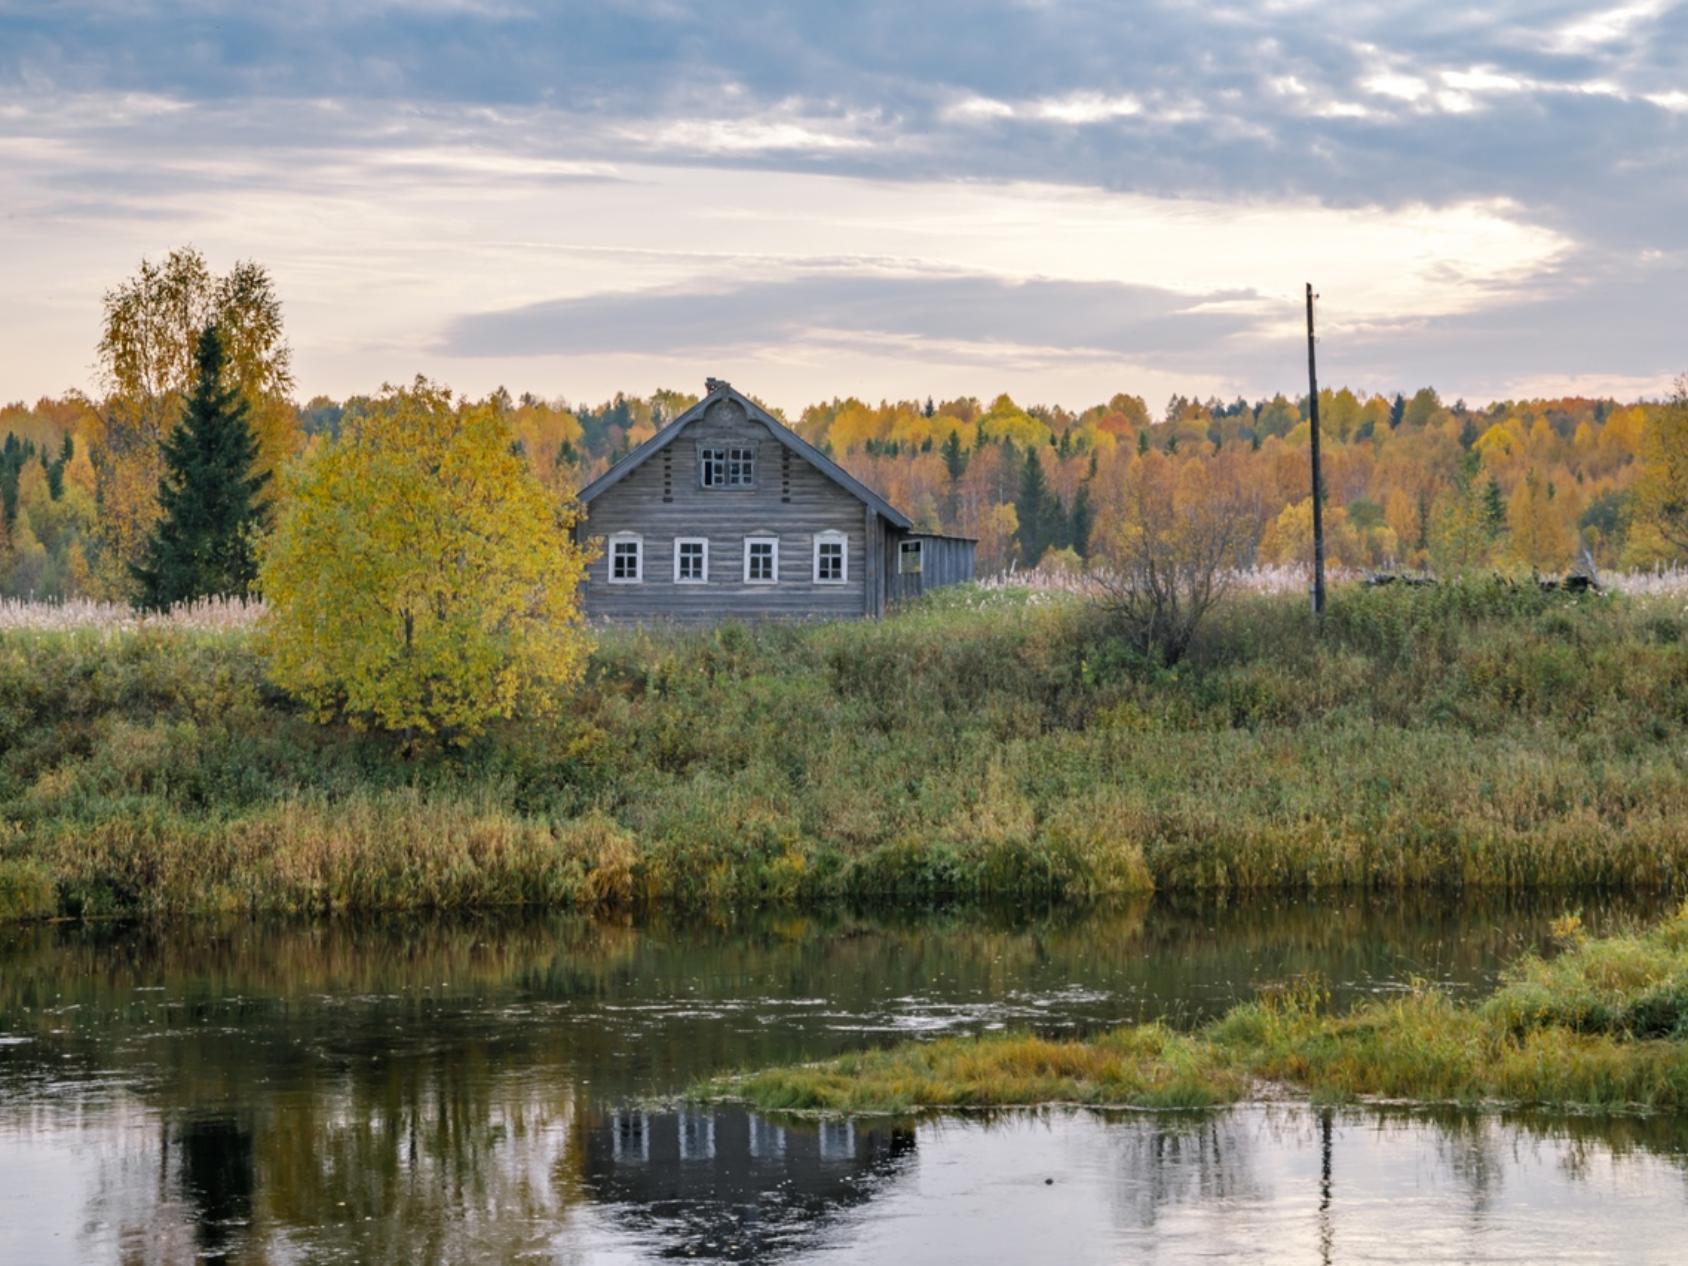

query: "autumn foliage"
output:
257 378 594 742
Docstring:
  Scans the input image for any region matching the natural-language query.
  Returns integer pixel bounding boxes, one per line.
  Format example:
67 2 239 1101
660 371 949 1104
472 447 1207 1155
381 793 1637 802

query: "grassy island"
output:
3 578 1688 920
698 906 1688 1114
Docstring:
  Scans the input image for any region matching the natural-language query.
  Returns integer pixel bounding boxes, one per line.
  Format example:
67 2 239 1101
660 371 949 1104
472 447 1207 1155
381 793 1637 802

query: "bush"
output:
4 579 1688 918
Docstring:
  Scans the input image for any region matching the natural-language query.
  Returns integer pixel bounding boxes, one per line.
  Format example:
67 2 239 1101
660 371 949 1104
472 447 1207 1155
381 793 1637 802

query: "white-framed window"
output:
813 530 848 584
700 445 755 488
677 1109 716 1161
611 1109 649 1163
748 1113 786 1160
818 1118 855 1162
899 539 923 575
674 537 709 584
744 535 779 583
609 532 643 583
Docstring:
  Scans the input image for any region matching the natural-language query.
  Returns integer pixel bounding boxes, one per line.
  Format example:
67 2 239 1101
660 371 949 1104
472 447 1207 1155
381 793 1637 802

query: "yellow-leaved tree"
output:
1634 378 1688 558
258 378 595 743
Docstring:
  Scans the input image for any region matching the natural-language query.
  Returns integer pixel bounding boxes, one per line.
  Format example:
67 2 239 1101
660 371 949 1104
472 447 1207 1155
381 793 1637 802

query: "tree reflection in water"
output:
2 893 1685 1263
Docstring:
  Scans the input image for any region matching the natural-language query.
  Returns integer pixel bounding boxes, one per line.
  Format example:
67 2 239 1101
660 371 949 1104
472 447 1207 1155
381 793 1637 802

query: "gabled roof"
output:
576 380 914 531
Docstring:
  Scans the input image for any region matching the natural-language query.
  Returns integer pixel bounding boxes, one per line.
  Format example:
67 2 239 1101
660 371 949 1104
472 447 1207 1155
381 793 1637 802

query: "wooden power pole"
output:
1305 282 1327 617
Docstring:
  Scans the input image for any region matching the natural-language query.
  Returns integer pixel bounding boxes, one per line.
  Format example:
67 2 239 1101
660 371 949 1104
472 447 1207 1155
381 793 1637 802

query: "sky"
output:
1 0 1685 414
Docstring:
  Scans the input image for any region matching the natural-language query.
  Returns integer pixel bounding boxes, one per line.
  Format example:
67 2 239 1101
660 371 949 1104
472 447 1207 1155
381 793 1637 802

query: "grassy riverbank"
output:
700 906 1688 1114
2 578 1687 919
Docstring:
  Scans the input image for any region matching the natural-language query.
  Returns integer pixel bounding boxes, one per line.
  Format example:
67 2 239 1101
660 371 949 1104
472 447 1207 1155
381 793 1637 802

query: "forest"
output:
3 380 1670 602
1 247 1681 604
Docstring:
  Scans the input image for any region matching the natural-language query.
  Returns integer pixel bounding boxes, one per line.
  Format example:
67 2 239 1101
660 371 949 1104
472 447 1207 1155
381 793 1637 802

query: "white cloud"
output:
614 116 877 155
944 91 1141 125
1549 0 1674 52
1362 72 1428 102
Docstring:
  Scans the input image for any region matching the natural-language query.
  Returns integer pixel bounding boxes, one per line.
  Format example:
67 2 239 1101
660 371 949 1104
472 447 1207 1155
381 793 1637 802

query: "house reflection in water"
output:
585 1105 916 1260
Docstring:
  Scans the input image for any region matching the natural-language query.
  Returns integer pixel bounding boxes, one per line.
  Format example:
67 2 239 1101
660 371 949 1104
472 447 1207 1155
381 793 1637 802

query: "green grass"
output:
699 905 1688 1114
3 578 1688 918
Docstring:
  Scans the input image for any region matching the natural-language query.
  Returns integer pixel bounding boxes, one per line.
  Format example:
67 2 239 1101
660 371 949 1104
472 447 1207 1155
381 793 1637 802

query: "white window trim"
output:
743 535 780 584
813 530 849 584
608 532 643 584
673 536 709 584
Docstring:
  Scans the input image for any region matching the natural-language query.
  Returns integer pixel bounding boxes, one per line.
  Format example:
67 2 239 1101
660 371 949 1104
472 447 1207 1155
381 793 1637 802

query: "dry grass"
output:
0 595 263 634
701 905 1688 1116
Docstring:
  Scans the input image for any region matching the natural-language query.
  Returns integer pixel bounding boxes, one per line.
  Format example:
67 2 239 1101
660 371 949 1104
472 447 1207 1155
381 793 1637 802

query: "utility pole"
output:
1306 282 1327 618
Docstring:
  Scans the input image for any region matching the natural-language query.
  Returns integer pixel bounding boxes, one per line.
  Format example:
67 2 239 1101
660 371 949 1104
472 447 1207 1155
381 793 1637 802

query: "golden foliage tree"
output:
93 248 296 596
1508 469 1574 571
1635 379 1688 556
258 378 594 743
1094 449 1263 665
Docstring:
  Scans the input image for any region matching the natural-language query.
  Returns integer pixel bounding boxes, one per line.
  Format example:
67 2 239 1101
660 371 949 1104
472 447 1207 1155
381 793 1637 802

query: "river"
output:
2 893 1684 1263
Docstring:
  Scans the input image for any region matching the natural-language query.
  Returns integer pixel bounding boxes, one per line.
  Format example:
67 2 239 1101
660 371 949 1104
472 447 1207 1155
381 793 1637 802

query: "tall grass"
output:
3 578 1687 918
701 904 1688 1115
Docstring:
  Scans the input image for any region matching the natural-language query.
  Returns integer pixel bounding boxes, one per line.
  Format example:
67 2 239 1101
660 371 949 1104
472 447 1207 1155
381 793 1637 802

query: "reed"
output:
3 577 1687 918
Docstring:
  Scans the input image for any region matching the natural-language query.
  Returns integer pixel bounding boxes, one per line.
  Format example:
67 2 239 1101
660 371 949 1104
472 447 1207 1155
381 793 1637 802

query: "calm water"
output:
2 893 1684 1264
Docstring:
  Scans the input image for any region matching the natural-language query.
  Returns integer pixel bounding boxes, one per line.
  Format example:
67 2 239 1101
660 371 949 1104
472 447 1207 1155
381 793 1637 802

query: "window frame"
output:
813 530 849 584
898 539 923 575
743 534 780 584
608 532 644 584
699 444 756 489
673 536 709 584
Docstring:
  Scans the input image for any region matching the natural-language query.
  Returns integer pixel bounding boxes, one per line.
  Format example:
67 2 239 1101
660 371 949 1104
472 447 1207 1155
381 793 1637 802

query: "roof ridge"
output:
575 380 913 530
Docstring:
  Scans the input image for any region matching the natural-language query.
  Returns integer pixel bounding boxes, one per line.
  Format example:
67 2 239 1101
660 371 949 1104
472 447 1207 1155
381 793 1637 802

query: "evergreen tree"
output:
1137 430 1151 456
46 436 70 500
923 396 935 418
132 324 269 609
1389 393 1405 430
1014 447 1056 565
941 428 968 480
1482 475 1507 537
1069 483 1094 558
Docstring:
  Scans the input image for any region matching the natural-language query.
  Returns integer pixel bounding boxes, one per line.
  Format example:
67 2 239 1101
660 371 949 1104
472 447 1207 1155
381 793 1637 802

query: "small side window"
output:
609 534 643 583
899 540 922 575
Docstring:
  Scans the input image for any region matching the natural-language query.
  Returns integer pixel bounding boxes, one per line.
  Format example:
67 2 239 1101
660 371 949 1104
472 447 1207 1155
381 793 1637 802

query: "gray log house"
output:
576 379 975 622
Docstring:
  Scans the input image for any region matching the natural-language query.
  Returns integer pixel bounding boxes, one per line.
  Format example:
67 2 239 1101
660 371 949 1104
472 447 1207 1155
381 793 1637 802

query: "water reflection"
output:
582 1107 916 1260
176 1114 255 1262
0 892 1681 1263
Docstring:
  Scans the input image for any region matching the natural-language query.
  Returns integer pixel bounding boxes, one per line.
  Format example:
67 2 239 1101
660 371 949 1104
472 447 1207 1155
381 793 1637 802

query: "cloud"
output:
1 0 1685 405
440 272 1261 363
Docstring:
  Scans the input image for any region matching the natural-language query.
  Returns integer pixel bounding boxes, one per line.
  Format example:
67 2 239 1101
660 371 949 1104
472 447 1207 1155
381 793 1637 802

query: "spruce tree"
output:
1482 475 1507 537
941 428 968 481
132 324 269 609
1014 447 1054 565
1069 483 1094 558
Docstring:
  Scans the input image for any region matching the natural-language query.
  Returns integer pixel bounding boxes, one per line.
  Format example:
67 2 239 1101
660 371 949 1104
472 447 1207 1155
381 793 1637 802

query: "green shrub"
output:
5 579 1688 918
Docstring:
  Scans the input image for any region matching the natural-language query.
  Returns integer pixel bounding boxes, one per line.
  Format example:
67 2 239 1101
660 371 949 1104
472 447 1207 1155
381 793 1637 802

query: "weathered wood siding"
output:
884 532 977 604
581 398 872 622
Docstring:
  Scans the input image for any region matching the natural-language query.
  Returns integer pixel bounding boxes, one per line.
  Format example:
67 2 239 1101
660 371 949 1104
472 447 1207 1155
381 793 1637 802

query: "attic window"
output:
701 445 755 488
899 539 923 575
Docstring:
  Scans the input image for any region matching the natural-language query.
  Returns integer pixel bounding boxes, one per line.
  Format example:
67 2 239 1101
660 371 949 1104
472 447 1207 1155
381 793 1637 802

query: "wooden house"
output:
576 378 975 622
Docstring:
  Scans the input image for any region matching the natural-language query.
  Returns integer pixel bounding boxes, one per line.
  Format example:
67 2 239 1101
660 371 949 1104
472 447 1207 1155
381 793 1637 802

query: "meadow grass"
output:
699 904 1688 1115
2 577 1687 918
